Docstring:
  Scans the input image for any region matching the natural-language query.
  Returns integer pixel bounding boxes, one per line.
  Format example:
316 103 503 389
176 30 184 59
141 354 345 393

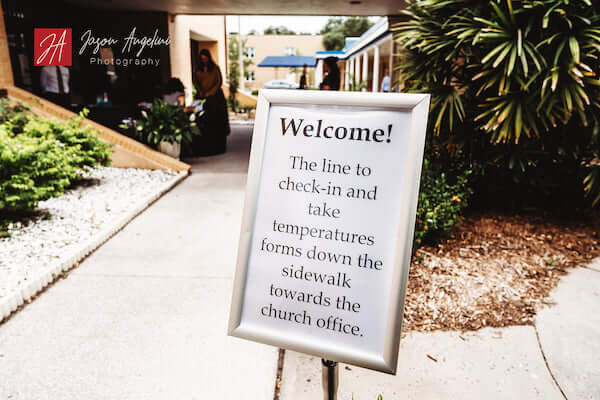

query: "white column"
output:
372 45 380 92
362 51 368 90
344 59 351 90
315 59 323 88
354 56 360 90
389 39 394 88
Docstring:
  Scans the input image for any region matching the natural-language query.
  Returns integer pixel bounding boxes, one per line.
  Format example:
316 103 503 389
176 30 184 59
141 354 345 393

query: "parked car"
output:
262 80 299 89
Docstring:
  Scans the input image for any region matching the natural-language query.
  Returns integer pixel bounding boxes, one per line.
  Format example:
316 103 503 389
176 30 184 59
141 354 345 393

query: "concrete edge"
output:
230 119 255 125
0 170 189 323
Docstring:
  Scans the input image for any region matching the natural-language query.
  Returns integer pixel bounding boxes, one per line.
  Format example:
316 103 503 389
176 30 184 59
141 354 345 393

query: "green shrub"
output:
414 158 472 246
21 110 112 169
251 89 259 96
0 98 32 134
0 106 112 213
395 0 600 209
0 128 78 211
129 99 200 146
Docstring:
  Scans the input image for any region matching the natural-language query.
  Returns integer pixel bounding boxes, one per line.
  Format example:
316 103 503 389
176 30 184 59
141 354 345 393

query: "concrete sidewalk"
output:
0 126 278 400
279 263 600 399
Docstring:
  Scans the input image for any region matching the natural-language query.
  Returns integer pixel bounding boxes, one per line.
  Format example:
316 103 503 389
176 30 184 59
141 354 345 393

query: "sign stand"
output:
321 359 338 400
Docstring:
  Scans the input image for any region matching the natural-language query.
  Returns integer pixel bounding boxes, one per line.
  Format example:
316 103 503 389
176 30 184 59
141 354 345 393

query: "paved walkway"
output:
0 126 277 400
280 263 600 400
1 125 598 399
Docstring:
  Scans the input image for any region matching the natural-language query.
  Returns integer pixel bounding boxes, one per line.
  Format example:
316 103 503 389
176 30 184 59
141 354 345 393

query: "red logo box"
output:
34 28 72 66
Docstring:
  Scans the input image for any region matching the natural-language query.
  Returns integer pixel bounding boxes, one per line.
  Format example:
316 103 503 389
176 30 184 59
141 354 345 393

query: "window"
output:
285 47 296 56
244 47 255 59
245 71 255 82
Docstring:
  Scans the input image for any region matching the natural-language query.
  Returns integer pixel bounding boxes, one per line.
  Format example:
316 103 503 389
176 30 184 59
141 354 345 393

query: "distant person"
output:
319 57 340 91
299 64 307 89
191 49 230 156
381 66 391 93
40 65 70 107
163 77 185 106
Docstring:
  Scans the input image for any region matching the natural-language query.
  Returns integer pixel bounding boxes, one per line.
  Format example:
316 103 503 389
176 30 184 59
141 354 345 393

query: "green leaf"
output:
568 36 580 63
515 103 523 141
482 42 509 64
493 43 513 68
490 1 511 29
507 46 517 75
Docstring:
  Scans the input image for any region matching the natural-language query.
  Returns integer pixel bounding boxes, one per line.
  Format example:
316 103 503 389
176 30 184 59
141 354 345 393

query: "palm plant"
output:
395 0 600 207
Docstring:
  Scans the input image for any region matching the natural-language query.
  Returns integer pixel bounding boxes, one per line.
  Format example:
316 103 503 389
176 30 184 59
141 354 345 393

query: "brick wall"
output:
0 1 14 87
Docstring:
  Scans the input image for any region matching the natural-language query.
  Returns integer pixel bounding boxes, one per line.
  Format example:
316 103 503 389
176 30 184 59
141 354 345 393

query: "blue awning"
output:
257 56 316 68
316 51 344 58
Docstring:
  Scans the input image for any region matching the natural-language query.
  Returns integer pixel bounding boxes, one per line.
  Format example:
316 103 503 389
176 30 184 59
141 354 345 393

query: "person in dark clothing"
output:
299 64 307 89
163 77 185 105
190 49 230 156
319 57 340 91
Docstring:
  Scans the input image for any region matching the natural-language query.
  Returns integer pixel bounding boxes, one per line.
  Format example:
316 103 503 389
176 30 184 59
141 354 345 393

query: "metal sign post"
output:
321 359 339 400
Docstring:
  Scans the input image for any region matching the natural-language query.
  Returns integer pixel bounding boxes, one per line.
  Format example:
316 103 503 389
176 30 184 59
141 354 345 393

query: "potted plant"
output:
133 99 201 159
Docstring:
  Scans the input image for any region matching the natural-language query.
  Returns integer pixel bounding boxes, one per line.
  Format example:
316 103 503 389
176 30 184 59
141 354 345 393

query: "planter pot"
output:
158 141 181 159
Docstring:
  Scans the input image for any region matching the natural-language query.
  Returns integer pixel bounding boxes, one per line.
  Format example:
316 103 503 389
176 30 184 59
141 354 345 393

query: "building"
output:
2 0 227 112
0 0 230 170
240 34 325 90
313 17 402 93
0 0 405 170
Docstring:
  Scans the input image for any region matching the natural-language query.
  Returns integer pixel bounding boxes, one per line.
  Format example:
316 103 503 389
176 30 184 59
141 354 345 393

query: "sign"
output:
228 90 430 374
34 28 72 66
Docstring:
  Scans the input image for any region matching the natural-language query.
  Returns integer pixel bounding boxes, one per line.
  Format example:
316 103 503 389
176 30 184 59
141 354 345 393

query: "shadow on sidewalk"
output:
183 125 253 174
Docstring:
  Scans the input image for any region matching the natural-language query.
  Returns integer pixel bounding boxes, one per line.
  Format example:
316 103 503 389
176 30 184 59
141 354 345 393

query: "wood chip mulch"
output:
403 213 600 333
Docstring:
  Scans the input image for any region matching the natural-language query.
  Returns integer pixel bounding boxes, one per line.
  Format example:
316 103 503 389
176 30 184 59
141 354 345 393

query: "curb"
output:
0 170 189 323
230 119 255 125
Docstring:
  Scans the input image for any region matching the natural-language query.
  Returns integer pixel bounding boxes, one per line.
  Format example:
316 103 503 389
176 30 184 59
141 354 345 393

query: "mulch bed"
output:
403 212 600 332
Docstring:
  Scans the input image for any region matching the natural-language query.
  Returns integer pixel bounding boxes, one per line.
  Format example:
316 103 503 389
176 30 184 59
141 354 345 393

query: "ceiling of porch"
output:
70 0 406 16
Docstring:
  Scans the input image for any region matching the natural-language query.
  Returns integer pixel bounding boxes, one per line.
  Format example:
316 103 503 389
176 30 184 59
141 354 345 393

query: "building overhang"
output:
316 51 345 59
258 56 317 68
66 0 406 16
342 17 390 59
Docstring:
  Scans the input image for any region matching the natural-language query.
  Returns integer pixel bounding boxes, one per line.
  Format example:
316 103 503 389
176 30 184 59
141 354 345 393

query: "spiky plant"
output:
395 0 600 207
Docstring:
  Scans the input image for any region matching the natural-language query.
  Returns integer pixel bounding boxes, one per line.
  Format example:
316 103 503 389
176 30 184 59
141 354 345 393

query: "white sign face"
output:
229 90 429 374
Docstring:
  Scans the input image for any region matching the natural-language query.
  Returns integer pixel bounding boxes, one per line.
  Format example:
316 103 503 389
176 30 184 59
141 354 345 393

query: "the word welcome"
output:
280 118 393 143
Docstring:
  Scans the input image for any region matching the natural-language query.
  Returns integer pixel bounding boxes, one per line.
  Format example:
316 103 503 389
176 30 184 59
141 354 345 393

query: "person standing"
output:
381 66 391 93
319 57 340 91
299 64 307 89
40 65 70 108
191 49 230 156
